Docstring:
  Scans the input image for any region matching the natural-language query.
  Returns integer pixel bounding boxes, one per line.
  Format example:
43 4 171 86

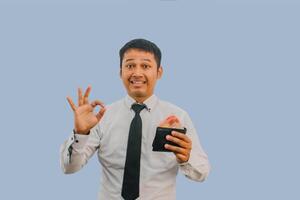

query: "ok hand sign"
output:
66 86 106 135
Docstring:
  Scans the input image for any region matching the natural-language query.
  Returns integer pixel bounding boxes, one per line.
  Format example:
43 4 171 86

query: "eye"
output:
126 64 134 69
142 64 151 69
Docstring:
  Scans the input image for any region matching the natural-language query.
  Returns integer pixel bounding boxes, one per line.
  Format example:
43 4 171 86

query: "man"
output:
60 38 210 200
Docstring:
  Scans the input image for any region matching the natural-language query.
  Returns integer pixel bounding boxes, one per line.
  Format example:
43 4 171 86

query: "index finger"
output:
91 99 105 108
66 96 77 111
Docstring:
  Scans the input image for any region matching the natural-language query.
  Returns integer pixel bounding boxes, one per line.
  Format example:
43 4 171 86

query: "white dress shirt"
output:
60 94 210 200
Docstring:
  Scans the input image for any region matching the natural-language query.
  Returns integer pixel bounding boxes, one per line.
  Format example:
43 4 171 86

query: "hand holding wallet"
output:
152 126 187 152
152 115 187 152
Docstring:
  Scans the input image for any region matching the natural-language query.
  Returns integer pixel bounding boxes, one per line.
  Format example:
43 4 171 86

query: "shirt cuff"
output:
64 132 89 164
71 133 89 149
65 131 89 149
178 150 198 177
178 160 189 166
178 150 210 182
178 160 192 174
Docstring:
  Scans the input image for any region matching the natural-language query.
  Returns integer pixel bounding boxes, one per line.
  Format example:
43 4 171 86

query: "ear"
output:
157 66 163 80
119 68 122 78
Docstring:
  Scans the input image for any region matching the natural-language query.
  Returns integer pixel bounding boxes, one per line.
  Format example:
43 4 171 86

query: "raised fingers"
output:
78 88 83 106
66 96 77 111
83 86 91 104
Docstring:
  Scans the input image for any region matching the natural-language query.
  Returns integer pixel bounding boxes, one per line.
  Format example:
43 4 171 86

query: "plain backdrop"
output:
0 0 299 199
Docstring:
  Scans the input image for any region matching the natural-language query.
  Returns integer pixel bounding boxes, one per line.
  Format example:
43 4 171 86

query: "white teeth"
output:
130 80 145 84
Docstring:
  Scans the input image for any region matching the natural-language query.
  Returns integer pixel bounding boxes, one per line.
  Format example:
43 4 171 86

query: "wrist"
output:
73 129 90 135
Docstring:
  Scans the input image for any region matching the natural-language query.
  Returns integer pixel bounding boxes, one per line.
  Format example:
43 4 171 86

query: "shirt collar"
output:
125 94 158 112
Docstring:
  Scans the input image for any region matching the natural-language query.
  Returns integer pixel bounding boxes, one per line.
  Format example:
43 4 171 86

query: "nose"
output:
132 66 143 77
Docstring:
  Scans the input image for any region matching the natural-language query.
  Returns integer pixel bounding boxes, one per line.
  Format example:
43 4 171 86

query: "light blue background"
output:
0 0 299 199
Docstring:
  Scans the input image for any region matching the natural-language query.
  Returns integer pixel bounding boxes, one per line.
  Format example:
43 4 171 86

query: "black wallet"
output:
152 127 187 152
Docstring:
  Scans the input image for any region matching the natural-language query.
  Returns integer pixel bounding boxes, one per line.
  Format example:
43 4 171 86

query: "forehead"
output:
123 49 156 63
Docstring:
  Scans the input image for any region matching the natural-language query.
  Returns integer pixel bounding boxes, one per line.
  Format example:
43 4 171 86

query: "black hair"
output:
119 38 162 68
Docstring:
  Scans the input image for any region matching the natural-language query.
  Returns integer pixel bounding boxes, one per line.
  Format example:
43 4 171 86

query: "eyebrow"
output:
124 58 152 63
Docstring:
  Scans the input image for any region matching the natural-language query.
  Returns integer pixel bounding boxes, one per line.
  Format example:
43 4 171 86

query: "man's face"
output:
120 49 163 103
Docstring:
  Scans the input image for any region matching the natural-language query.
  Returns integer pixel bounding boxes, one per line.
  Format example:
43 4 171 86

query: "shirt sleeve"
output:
179 112 211 182
59 124 102 174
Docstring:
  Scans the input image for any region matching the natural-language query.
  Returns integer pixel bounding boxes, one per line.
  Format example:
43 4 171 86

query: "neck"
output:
134 97 147 104
130 94 152 104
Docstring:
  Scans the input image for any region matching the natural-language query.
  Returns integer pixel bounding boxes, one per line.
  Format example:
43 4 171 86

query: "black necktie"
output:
121 103 146 200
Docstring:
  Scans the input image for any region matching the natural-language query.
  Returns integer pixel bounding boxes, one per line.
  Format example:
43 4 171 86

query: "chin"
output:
130 91 147 98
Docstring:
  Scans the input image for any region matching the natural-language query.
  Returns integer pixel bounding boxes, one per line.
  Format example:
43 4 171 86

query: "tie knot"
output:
131 103 146 114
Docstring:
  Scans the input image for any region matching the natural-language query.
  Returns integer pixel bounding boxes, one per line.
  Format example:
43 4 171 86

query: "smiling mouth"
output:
130 80 147 84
